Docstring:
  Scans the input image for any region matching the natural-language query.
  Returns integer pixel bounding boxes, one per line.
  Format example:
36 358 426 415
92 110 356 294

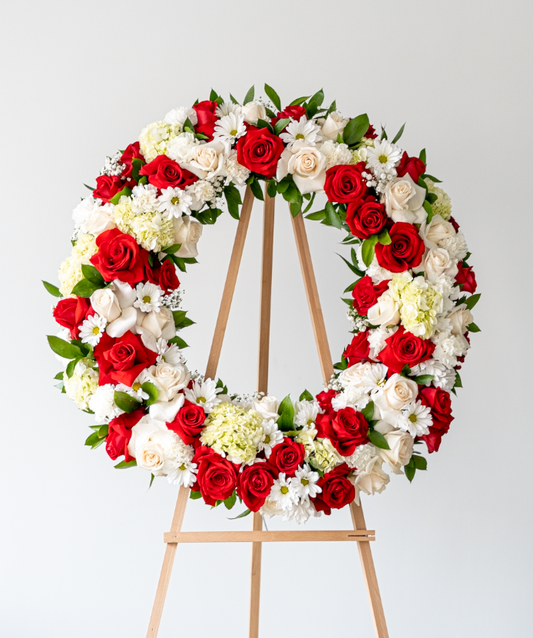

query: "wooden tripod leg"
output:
146 486 190 638
249 512 263 638
350 502 389 638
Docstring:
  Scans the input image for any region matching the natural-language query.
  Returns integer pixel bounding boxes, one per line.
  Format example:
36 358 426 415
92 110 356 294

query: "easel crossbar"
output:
164 530 375 543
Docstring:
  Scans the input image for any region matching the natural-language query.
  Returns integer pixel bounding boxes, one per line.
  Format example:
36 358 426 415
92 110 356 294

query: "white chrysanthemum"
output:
292 464 321 499
186 179 216 210
223 150 250 186
113 195 174 252
410 359 456 391
89 384 124 423
139 120 181 162
344 442 380 471
216 102 242 117
269 474 299 510
157 187 193 219
134 282 163 313
294 400 320 428
397 401 432 437
63 360 99 410
390 272 443 339
362 363 389 394
79 313 107 346
184 378 222 414
164 107 197 128
58 233 98 297
257 419 284 458
366 139 402 177
311 438 342 473
427 180 452 220
331 385 370 412
319 139 352 169
367 327 393 360
214 112 246 142
156 339 184 366
200 402 263 464
280 116 322 148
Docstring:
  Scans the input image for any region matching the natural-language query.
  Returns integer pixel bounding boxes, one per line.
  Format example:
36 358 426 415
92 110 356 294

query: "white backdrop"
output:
1 1 532 636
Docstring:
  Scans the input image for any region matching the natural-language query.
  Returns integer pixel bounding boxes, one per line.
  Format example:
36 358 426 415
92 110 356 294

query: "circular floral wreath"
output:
45 85 479 524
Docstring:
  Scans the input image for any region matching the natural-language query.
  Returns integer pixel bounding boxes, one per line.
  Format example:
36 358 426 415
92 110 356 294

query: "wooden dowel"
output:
350 502 389 638
290 211 334 383
205 186 254 380
257 190 275 395
146 486 190 638
249 512 263 638
164 530 375 543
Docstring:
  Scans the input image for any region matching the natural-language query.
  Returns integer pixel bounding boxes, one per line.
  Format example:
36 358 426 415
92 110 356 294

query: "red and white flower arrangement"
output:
45 85 479 523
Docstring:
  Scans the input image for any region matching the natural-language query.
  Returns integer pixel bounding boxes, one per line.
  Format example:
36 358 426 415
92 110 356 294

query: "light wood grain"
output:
205 185 254 381
257 190 275 394
350 501 390 638
146 486 189 637
249 512 263 638
163 530 375 543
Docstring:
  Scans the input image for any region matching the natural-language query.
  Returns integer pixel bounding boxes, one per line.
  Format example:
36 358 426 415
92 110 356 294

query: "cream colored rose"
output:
423 247 458 282
355 457 390 496
138 307 176 340
367 290 400 328
111 280 137 308
84 204 116 236
375 373 419 412
242 101 267 124
106 306 137 338
276 146 327 194
143 362 190 402
253 396 279 420
448 304 473 336
128 416 178 475
384 175 426 223
90 288 121 322
424 214 456 247
184 139 229 180
319 111 348 140
339 362 374 388
172 216 203 258
380 430 414 474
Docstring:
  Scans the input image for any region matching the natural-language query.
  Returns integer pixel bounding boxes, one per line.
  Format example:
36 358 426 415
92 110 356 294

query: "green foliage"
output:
42 280 62 297
224 491 237 510
264 83 281 111
81 264 105 286
361 401 375 422
47 335 83 360
464 293 481 310
114 460 137 469
109 186 132 205
243 85 255 104
362 235 378 266
114 391 140 414
391 123 406 144
141 382 159 406
368 430 390 450
277 395 295 431
343 114 369 146
413 374 434 385
299 389 314 402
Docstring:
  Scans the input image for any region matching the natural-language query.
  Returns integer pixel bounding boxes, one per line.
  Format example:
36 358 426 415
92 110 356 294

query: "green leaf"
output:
168 335 189 349
289 96 309 106
249 178 264 201
267 180 277 198
114 460 137 469
380 125 388 140
114 391 141 414
53 371 64 381
405 459 416 482
419 148 427 165
85 432 100 447
149 473 155 489
422 173 442 183
464 293 481 310
141 382 159 406
377 228 391 245
98 424 109 438
362 236 378 267
131 157 145 182
426 192 438 205
224 491 237 510
306 210 326 221
391 123 406 144
277 395 295 431
401 364 412 376
243 85 255 104
47 335 83 360
299 389 314 402
454 371 463 388
290 200 301 217
109 186 131 205
368 429 390 450
255 119 273 133
302 192 316 214
229 508 252 520
81 264 105 285
209 88 219 102
308 88 324 107
189 490 202 500
325 201 343 229
337 254 364 277
161 243 182 255
42 280 62 298
413 455 427 471
229 93 239 104
274 118 290 136
65 358 78 379
361 401 375 422
466 322 481 333
343 114 370 146
224 184 242 220
413 374 434 385
276 178 291 194
83 183 95 191
423 200 434 223
264 83 281 111
71 278 100 298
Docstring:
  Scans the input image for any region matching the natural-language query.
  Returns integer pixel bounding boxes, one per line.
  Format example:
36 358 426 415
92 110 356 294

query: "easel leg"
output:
350 502 389 638
249 512 263 638
146 486 190 638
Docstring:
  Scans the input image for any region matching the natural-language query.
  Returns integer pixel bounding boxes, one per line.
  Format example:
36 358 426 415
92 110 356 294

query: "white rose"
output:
149 392 185 422
375 373 419 412
138 307 176 340
128 416 177 475
367 290 400 328
339 362 374 388
448 304 473 336
184 139 230 180
90 288 121 322
241 101 267 125
319 111 348 141
106 306 138 338
355 457 390 496
383 175 426 223
253 396 279 420
423 247 458 282
277 146 327 194
83 204 115 236
142 362 190 402
111 280 137 308
172 216 203 258
379 430 414 474
424 214 456 247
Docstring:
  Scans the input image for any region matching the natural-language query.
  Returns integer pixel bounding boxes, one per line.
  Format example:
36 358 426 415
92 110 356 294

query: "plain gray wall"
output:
1 0 532 636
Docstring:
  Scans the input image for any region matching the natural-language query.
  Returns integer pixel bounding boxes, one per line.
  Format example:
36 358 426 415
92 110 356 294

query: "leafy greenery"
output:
277 395 295 431
42 280 62 298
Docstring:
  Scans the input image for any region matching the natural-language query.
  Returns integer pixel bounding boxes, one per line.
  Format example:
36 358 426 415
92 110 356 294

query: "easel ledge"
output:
145 185 390 638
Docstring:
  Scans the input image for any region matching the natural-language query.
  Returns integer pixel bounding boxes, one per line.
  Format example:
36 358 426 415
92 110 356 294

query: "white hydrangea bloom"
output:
63 360 99 410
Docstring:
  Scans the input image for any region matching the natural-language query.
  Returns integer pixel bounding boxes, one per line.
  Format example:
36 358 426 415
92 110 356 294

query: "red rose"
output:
193 446 238 506
106 407 145 461
346 200 388 239
120 142 145 184
365 124 378 140
449 216 460 232
167 400 206 446
90 228 147 285
271 104 307 128
396 152 426 182
352 276 389 316
53 297 93 339
375 222 425 272
139 155 197 190
316 408 369 457
93 175 124 204
324 163 368 204
421 421 451 454
236 126 285 178
316 389 337 413
269 438 305 477
94 331 158 387
420 387 453 427
159 259 180 292
344 332 370 366
237 463 277 512
312 464 355 515
378 326 435 374
455 262 477 294
193 100 219 140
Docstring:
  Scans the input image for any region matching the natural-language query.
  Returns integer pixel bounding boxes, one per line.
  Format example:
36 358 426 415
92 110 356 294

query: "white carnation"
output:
319 139 352 169
89 384 124 423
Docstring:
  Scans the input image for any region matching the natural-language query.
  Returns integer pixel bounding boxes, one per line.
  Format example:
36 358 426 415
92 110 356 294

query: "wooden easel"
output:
146 186 390 638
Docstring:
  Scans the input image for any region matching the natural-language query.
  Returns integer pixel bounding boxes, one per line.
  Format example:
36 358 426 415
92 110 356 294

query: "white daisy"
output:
269 474 298 510
216 102 242 117
119 380 149 402
156 339 184 366
366 139 402 177
363 363 389 394
79 314 107 346
397 401 433 437
294 400 320 428
285 498 317 524
134 282 163 313
280 117 322 149
258 419 284 458
214 112 246 142
157 187 193 219
292 464 322 499
166 460 198 487
184 378 222 413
